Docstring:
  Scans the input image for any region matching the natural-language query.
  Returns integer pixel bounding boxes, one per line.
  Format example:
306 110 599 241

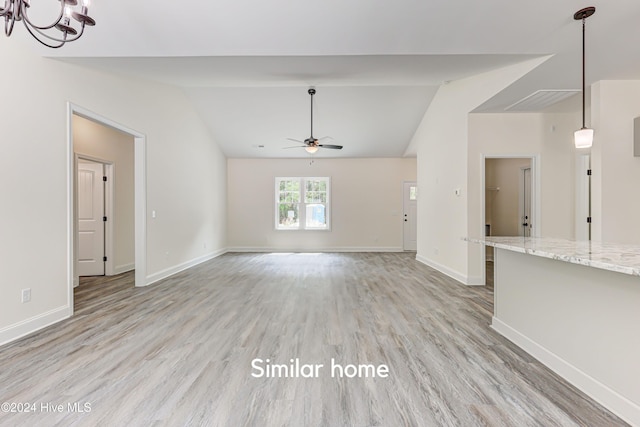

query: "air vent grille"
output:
505 90 579 112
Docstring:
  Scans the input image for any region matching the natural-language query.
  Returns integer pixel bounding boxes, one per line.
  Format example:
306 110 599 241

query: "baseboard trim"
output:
227 246 403 253
0 306 71 347
415 254 472 285
466 275 485 286
113 263 135 275
492 317 640 427
143 248 228 287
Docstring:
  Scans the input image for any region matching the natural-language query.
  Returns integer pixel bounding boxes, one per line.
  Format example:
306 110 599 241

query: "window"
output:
275 177 330 230
409 185 417 201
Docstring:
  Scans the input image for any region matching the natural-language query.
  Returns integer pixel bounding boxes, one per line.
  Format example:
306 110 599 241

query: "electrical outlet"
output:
21 288 31 303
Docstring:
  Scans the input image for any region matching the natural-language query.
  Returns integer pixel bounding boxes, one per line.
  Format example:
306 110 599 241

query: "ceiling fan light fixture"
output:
305 146 319 154
284 88 343 154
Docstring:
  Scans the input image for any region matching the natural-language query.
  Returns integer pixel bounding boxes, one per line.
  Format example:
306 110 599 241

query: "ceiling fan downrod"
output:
308 88 316 141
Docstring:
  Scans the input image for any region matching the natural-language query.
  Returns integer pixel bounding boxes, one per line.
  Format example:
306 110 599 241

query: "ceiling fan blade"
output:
283 145 307 149
318 144 343 149
286 137 305 143
317 136 334 141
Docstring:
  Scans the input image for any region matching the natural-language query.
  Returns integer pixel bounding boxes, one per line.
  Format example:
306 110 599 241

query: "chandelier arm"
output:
26 21 85 44
4 11 16 36
22 9 86 44
1 0 12 15
24 23 66 49
20 1 65 31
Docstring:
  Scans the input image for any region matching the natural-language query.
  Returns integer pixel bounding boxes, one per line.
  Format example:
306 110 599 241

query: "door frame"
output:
518 166 532 237
481 154 540 286
67 103 148 316
402 181 417 251
75 155 114 282
575 153 591 240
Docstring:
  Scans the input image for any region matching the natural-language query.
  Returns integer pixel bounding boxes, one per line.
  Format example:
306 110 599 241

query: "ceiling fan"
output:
285 88 343 154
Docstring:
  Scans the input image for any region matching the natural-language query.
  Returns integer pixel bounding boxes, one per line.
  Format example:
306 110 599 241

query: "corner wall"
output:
408 57 551 285
591 80 640 243
467 109 580 281
0 38 227 346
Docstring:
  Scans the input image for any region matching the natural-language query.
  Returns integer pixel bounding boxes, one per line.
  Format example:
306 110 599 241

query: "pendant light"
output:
573 6 596 148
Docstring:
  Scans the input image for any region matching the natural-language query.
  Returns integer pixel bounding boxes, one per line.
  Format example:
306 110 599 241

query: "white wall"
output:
227 158 416 251
0 38 227 345
591 80 640 244
74 115 135 274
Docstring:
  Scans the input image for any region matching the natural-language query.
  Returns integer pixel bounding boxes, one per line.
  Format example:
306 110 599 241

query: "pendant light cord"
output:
582 17 586 129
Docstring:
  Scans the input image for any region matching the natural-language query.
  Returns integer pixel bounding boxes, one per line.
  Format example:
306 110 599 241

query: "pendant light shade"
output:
574 128 594 148
574 6 596 149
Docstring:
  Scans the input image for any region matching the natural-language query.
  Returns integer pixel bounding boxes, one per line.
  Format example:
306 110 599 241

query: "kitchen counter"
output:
468 236 640 425
466 236 640 276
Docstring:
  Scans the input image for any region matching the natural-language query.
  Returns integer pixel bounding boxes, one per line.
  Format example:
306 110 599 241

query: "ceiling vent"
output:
505 90 579 112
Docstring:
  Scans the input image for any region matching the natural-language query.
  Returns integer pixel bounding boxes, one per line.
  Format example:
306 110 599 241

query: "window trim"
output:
275 176 331 231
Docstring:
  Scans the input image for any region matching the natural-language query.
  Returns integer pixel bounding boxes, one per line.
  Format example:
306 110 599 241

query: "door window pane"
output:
409 186 418 201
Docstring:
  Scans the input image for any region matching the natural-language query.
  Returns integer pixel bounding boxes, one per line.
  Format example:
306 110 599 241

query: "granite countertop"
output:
467 236 640 277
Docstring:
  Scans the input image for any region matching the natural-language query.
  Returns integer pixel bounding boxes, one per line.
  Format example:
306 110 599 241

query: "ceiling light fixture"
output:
573 6 596 149
305 146 319 154
1 0 95 48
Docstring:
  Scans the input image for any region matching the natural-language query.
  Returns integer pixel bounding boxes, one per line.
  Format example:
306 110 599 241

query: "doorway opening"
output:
67 103 147 316
482 155 539 286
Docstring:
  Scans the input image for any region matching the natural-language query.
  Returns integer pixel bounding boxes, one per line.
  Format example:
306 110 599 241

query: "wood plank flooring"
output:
0 252 628 426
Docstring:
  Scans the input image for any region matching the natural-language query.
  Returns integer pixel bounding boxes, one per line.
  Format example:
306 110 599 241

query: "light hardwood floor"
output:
0 253 627 426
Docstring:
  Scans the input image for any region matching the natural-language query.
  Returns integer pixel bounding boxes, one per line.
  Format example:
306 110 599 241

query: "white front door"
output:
403 182 418 251
77 160 105 276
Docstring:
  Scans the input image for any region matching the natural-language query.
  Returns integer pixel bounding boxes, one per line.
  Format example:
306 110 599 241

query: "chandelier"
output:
1 0 95 48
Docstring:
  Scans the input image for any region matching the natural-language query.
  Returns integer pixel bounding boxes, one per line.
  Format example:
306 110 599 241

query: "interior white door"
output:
77 160 105 276
403 182 418 251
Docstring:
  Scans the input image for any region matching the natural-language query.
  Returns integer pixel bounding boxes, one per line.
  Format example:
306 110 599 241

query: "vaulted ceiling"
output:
23 0 640 158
